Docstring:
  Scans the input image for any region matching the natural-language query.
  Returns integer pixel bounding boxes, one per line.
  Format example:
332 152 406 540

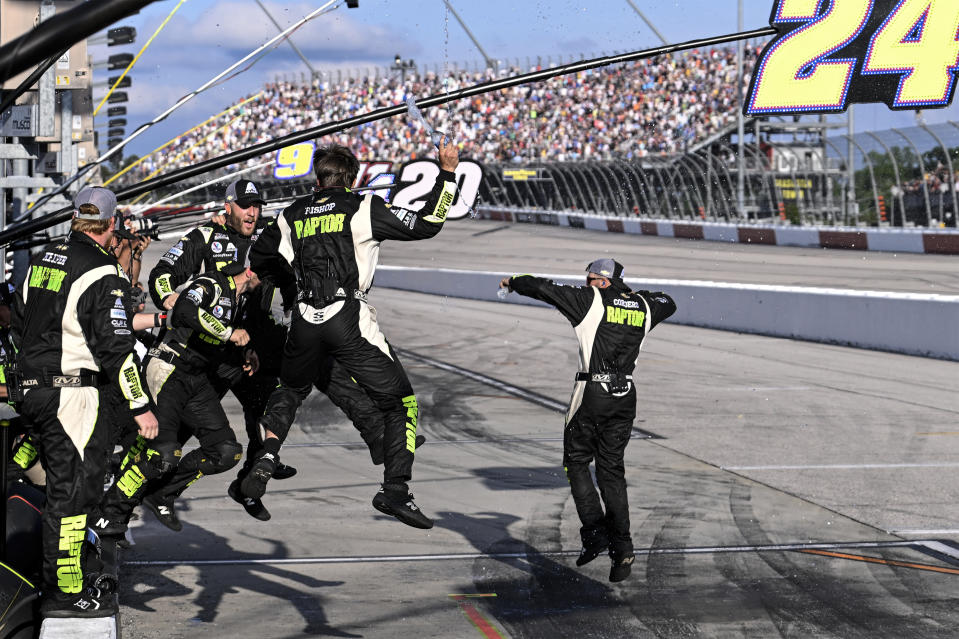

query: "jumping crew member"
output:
11 187 157 618
229 275 424 521
245 140 459 529
500 259 675 582
100 262 256 533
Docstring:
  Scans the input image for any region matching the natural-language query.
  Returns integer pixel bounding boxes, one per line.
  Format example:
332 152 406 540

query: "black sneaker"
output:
229 479 271 521
609 553 635 583
40 588 117 618
143 494 182 532
576 537 610 567
372 487 433 529
370 434 427 465
240 452 277 499
273 462 297 480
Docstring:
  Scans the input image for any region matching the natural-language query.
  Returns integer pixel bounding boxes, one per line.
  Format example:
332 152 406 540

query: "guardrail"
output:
475 207 959 255
375 266 959 361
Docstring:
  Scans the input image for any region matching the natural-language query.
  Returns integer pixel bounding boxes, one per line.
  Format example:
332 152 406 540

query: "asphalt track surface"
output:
121 219 959 638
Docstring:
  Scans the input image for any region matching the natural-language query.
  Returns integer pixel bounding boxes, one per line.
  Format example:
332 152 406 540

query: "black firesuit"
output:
148 219 266 309
508 274 676 558
240 278 388 466
11 232 150 602
148 218 280 468
100 270 244 529
251 171 458 491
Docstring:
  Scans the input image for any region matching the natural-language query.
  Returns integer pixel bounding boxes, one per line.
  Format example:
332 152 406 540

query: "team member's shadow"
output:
433 510 621 637
123 521 360 637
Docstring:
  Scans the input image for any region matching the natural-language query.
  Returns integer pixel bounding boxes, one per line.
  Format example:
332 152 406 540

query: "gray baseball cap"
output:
585 258 625 279
74 187 117 220
225 179 266 207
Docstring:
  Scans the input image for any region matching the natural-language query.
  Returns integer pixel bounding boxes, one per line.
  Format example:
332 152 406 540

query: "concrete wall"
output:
376 266 959 361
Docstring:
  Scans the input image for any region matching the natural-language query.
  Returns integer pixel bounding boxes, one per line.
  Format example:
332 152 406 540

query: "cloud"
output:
148 1 419 63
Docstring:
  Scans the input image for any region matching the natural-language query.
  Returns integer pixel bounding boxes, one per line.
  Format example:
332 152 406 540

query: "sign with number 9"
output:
273 142 315 180
746 0 959 115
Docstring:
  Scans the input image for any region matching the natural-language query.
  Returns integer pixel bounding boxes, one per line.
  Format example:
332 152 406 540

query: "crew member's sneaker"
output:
609 553 635 583
229 479 271 521
143 494 182 532
372 487 433 529
40 588 117 618
241 452 277 499
370 434 427 465
576 537 610 567
273 462 297 480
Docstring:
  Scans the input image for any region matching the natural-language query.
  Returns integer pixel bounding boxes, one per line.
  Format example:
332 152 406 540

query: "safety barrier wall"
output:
376 266 959 361
475 207 959 255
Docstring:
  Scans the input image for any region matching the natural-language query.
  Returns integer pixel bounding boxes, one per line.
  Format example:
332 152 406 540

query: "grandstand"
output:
118 44 761 183
120 43 958 229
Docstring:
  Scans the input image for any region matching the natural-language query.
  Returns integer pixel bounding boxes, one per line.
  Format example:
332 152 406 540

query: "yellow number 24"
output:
747 0 959 114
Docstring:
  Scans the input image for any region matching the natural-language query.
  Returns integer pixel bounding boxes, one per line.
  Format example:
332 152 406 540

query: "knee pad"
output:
208 439 243 474
184 439 242 476
151 441 182 472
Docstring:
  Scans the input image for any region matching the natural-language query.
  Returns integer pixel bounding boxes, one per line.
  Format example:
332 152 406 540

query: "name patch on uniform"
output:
606 306 645 327
294 213 345 239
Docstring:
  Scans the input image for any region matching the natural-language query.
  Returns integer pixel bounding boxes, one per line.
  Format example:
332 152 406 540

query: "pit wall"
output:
475 207 959 255
376 266 959 361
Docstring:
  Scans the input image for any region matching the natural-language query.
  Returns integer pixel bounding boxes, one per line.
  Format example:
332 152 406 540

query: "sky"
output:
86 0 959 158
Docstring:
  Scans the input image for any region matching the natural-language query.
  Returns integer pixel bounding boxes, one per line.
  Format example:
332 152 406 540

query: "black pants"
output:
563 384 635 556
261 300 417 489
20 386 109 600
102 359 241 527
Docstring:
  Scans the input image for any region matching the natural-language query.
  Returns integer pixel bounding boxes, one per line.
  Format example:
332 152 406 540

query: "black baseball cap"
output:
225 179 266 208
585 258 625 280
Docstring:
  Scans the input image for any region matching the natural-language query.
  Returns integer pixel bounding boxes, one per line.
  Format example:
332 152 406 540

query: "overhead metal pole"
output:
254 0 318 78
624 0 670 46
441 1 496 69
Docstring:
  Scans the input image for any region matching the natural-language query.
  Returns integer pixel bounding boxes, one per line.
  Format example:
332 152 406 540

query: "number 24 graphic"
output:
747 0 959 114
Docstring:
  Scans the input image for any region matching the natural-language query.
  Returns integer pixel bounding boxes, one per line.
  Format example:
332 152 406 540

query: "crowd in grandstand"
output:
900 167 959 195
117 45 760 186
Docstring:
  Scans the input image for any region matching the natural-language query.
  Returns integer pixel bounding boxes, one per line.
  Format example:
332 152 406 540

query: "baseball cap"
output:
74 187 117 220
225 179 266 208
585 258 625 280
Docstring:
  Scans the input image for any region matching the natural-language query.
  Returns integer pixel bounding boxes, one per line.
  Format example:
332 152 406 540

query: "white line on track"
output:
915 541 959 560
125 539 926 568
723 463 959 471
283 434 651 448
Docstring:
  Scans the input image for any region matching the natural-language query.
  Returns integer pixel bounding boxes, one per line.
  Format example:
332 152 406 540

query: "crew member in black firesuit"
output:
230 273 424 521
99 262 257 533
11 187 158 617
500 259 675 582
147 178 297 480
245 140 459 529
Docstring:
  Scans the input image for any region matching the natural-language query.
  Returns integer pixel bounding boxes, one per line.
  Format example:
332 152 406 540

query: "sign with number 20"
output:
746 0 959 115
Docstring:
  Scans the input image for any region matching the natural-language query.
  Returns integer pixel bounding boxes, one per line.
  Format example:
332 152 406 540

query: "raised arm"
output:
503 274 596 326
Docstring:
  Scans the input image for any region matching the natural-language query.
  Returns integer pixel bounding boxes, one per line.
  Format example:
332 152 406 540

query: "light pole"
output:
391 54 416 82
